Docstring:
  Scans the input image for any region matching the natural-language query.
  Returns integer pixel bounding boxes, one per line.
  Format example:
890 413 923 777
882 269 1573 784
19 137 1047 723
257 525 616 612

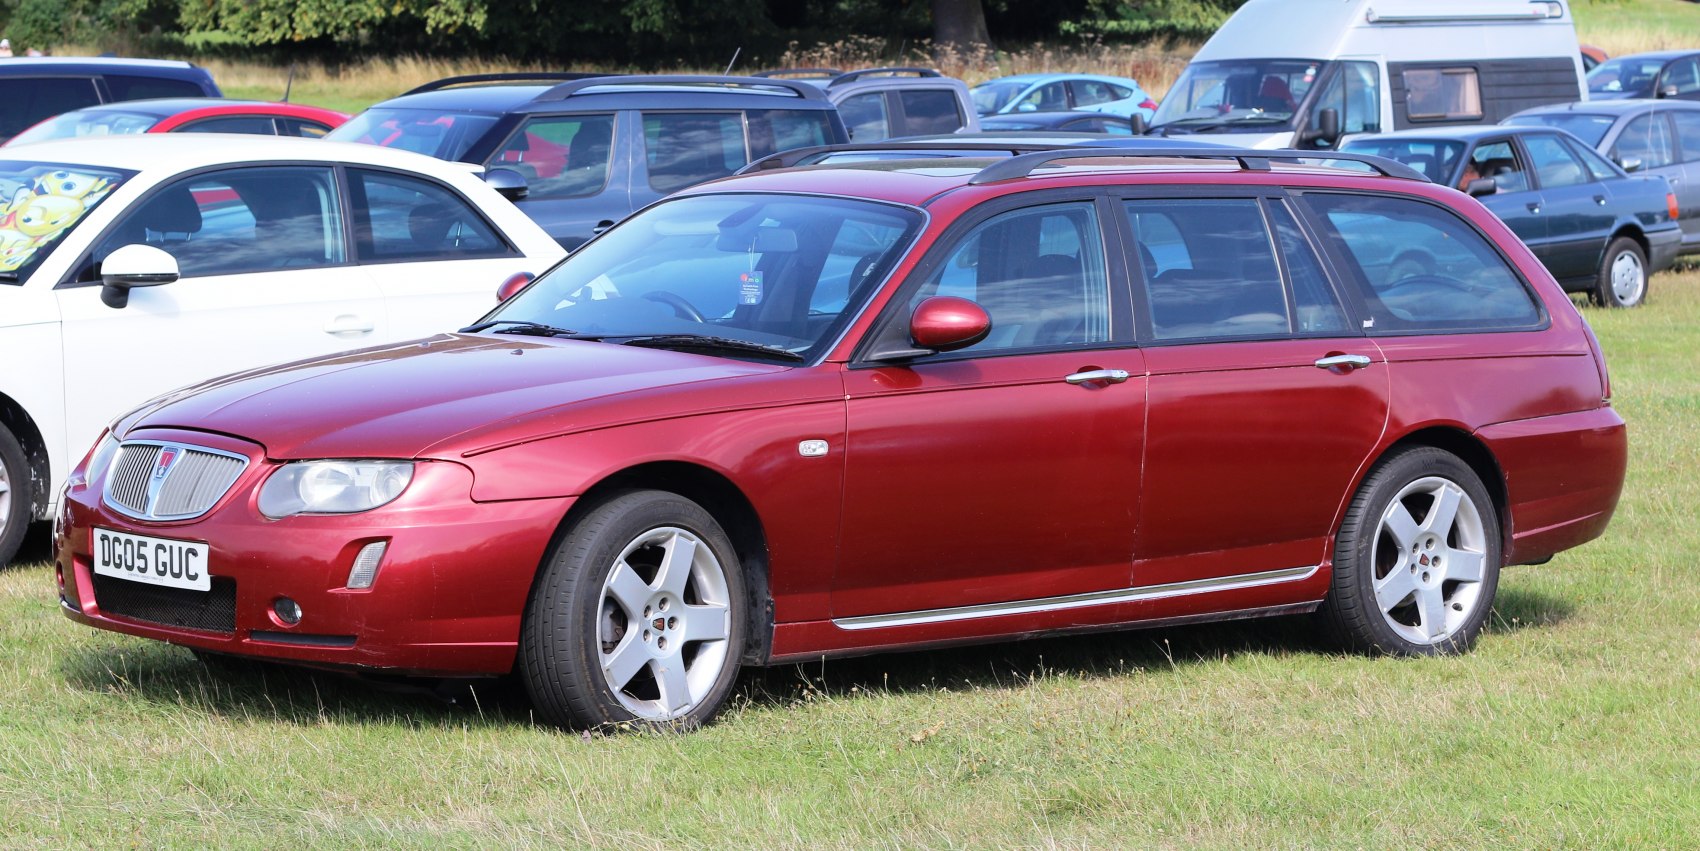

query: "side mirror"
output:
1660 85 1679 99
484 168 530 201
863 296 993 362
1617 156 1644 173
1130 113 1147 135
1465 177 1499 197
99 244 179 309
1299 108 1340 149
496 271 534 302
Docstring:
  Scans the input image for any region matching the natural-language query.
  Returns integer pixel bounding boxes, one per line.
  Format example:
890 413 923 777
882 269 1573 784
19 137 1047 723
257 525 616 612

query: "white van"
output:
1147 0 1587 150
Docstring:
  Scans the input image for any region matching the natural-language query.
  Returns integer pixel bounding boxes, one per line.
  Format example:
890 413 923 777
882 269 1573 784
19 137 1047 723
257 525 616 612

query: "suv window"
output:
898 89 964 136
348 169 511 262
179 115 278 135
913 201 1111 353
1614 113 1677 169
95 167 345 278
1403 68 1482 121
1524 134 1590 188
1127 198 1294 342
1465 140 1528 193
0 78 101 138
104 76 207 101
644 112 746 193
839 92 891 141
489 114 615 199
1304 193 1540 332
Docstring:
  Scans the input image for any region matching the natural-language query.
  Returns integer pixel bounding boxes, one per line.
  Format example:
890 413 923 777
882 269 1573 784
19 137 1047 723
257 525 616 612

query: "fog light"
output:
346 541 388 589
273 597 302 626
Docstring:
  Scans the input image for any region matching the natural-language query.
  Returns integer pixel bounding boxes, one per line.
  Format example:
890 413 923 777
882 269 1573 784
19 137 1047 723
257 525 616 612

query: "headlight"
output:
257 460 415 518
87 432 120 483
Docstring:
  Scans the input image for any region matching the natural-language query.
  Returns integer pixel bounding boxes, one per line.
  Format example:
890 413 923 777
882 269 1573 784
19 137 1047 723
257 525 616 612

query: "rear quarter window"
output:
0 78 101 138
1302 192 1543 333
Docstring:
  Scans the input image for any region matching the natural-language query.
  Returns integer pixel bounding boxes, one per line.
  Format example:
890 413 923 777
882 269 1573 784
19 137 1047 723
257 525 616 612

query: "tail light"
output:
1668 193 1681 222
1140 98 1158 111
1580 317 1612 403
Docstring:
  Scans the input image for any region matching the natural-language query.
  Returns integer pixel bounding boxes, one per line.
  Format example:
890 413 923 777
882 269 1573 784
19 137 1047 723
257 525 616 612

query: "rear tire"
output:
0 424 32 568
520 490 745 730
1316 447 1501 656
1591 236 1647 308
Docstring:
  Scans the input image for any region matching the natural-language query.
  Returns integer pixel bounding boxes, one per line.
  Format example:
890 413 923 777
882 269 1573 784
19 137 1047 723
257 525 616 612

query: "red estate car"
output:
55 147 1627 729
5 98 349 146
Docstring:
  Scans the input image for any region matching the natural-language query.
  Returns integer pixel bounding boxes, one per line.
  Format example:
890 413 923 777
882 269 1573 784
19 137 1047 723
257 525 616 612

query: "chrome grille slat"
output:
101 440 249 521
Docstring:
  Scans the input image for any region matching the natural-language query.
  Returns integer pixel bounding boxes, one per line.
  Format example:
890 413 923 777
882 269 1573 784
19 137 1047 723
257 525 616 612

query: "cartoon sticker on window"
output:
0 167 122 274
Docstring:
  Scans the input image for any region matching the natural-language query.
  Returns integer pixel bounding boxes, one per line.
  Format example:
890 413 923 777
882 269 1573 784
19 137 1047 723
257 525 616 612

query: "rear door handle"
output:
592 219 616 234
1593 195 1607 205
324 315 375 336
1314 354 1372 370
1065 368 1130 385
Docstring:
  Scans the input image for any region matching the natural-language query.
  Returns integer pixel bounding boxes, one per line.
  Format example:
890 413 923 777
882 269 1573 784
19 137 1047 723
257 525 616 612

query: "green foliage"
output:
1062 0 1248 41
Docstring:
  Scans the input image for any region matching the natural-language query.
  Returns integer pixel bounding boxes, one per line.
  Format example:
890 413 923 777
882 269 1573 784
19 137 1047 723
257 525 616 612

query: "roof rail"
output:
739 139 1092 174
967 147 1428 185
534 74 829 103
753 68 844 79
827 66 944 86
402 72 606 96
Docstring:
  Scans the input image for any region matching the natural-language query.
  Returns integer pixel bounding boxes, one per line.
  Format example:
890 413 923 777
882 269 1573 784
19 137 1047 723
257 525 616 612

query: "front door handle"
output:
1314 354 1372 371
1593 195 1608 206
324 315 375 336
592 219 616 234
1065 368 1130 385
1526 203 1542 214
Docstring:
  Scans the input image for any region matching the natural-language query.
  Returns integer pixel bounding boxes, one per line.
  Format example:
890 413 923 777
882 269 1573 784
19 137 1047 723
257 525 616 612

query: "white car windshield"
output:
9 110 162 146
476 193 921 362
0 161 131 283
1151 59 1323 130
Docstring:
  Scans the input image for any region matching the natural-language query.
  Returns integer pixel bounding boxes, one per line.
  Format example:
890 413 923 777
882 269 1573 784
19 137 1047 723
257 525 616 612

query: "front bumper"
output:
54 428 573 676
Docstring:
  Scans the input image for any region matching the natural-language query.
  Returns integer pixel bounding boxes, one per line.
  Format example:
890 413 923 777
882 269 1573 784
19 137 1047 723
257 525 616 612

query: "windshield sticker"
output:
739 270 763 305
0 168 120 273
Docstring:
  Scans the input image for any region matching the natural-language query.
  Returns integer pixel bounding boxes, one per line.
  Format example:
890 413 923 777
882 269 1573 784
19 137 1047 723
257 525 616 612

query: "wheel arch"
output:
0 391 51 519
1365 426 1512 557
1608 222 1647 257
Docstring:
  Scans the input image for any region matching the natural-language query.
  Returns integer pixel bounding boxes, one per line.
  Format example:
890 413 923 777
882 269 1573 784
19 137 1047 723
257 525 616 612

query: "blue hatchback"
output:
970 74 1158 121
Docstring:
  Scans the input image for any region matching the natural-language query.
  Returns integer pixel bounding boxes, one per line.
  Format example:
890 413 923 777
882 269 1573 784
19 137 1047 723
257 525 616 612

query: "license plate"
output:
92 527 211 592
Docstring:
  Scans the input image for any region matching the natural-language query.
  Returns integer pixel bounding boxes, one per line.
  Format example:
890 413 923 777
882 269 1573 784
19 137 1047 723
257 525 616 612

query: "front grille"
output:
103 441 249 521
92 574 237 634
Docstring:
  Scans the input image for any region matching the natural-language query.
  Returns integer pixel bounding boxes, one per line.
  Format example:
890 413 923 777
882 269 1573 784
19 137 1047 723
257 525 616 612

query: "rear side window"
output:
488 114 614 199
1303 193 1541 333
1402 68 1482 122
1615 113 1678 169
348 169 512 262
0 78 101 138
898 89 964 136
839 92 891 141
1675 112 1700 163
644 112 745 193
1564 137 1621 181
178 115 278 135
1523 134 1590 188
1069 80 1117 107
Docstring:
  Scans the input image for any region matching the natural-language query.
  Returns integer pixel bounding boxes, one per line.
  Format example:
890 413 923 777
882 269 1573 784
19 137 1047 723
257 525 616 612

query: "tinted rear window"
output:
0 78 101 138
897 89 964 136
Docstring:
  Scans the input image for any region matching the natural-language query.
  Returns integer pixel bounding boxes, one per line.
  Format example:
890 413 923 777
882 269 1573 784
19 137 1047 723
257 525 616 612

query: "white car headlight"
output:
258 461 415 518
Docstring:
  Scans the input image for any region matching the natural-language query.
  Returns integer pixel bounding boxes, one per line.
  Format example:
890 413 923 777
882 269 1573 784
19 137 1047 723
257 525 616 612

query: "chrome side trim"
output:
832 565 1319 631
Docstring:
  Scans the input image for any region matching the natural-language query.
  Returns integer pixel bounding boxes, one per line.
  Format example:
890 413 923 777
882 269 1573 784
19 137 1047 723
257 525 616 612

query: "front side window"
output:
1304 193 1540 332
911 201 1111 353
0 161 130 283
487 193 921 361
348 169 509 262
838 92 890 141
324 108 502 161
1464 140 1529 193
0 78 101 139
487 114 615 199
1614 113 1677 169
1311 60 1382 135
1523 134 1590 188
178 115 278 135
644 112 746 193
94 167 344 278
1403 68 1482 121
898 89 964 136
1127 198 1292 342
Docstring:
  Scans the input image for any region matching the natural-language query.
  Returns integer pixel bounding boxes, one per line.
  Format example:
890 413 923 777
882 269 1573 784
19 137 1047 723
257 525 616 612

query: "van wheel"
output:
1316 447 1500 656
0 425 32 567
520 490 744 730
1592 237 1646 308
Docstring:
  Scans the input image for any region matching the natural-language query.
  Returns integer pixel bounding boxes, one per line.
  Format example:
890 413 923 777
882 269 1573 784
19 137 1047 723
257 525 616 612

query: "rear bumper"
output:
1647 226 1682 273
1478 405 1627 565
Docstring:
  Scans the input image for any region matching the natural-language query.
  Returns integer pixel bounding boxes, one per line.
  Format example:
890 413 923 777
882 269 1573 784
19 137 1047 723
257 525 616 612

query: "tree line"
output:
0 0 1249 64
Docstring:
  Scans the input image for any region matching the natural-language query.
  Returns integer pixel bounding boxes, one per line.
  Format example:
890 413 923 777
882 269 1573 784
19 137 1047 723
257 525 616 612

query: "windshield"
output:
1587 58 1664 97
1151 59 1324 130
971 81 1028 115
1339 138 1465 185
1502 113 1615 147
9 110 161 146
0 161 131 283
325 108 502 161
481 193 921 361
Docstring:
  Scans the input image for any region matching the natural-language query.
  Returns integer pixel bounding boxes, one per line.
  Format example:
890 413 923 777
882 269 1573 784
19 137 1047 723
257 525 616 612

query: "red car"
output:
55 146 1627 730
5 98 349 146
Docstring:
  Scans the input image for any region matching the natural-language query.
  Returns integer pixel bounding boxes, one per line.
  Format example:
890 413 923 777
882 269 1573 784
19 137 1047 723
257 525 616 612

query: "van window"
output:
644 113 746 193
1311 61 1382 135
488 114 615 199
1304 193 1540 332
898 89 964 136
0 78 101 138
1403 68 1482 121
1126 199 1291 342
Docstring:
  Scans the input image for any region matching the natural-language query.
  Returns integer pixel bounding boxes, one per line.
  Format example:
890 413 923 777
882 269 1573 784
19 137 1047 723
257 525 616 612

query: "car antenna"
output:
282 62 297 103
724 47 742 75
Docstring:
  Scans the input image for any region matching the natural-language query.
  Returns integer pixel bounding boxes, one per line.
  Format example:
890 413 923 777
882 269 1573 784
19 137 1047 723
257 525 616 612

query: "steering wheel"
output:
643 290 707 322
1380 275 1475 298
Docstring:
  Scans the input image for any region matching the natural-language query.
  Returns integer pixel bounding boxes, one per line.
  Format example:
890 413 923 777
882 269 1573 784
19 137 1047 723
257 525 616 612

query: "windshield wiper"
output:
617 334 804 362
458 319 586 337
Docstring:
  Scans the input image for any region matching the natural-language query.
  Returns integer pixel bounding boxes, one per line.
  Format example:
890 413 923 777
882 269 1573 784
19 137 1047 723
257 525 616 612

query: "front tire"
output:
520 490 745 730
0 424 33 567
1592 236 1647 308
1317 447 1501 656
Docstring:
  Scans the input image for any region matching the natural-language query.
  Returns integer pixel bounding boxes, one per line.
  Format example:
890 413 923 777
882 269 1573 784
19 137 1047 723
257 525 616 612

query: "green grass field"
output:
2 266 1696 847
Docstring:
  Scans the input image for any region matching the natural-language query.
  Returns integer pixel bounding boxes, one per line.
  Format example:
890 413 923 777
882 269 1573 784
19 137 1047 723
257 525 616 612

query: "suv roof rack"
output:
967 147 1427 185
740 139 1093 173
403 72 606 96
827 66 943 86
753 68 844 79
534 74 829 103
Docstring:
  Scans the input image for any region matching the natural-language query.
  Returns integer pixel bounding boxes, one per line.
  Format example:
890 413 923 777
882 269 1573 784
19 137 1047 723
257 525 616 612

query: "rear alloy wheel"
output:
1593 236 1647 308
1317 447 1500 656
0 425 32 567
521 490 744 730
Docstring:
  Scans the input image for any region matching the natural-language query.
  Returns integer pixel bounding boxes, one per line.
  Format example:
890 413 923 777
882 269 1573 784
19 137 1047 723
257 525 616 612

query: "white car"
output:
0 135 565 564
